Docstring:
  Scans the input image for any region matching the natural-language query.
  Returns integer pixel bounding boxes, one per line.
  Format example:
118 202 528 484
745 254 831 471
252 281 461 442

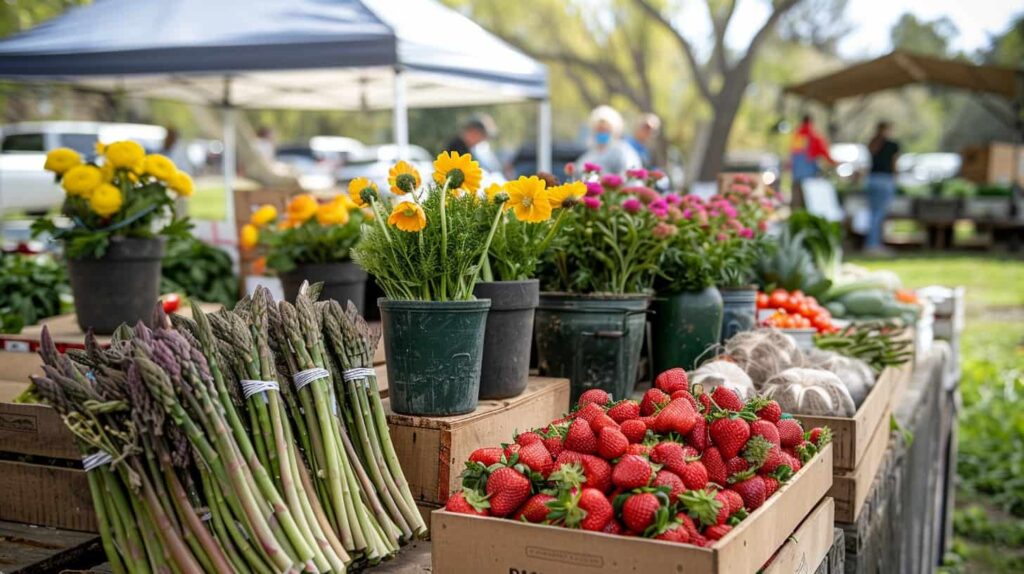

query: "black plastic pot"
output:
379 298 491 416
67 236 165 335
534 293 649 403
719 286 757 344
473 280 539 400
650 287 723 372
280 261 367 314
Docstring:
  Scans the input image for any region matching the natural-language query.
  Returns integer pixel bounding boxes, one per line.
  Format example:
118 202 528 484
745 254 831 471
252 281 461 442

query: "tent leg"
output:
537 99 552 174
222 105 237 228
393 68 409 160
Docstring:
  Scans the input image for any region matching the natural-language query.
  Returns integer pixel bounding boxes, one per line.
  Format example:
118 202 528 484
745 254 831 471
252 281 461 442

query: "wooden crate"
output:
762 498 836 574
0 520 103 573
385 377 570 506
432 444 832 574
829 408 892 523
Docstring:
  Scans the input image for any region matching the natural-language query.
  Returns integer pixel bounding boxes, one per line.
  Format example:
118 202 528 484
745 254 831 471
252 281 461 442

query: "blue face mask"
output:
594 131 612 145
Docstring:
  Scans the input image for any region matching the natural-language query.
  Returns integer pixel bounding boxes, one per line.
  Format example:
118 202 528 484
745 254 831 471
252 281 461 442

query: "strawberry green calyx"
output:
727 467 757 485
771 465 795 483
679 489 723 527
461 460 490 492
727 507 748 526
742 435 774 468
549 462 587 489
546 488 586 527
795 442 818 464
808 426 833 447
462 489 492 513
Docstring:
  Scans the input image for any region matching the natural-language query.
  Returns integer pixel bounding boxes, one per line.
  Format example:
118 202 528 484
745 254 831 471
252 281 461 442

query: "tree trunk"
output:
697 86 744 182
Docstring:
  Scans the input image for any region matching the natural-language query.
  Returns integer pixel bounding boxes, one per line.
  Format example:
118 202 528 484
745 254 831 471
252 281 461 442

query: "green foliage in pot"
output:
161 236 237 308
0 253 68 333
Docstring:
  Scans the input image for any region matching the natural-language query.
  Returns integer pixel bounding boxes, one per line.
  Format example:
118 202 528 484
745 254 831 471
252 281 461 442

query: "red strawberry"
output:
655 523 691 543
579 454 612 492
602 519 624 535
515 431 543 446
717 489 744 515
469 446 503 467
776 419 804 448
654 470 686 499
702 447 728 485
514 493 555 522
565 418 598 454
651 441 686 470
445 491 490 516
809 427 827 444
687 416 709 452
679 461 709 490
750 420 781 446
578 488 614 531
731 475 766 510
621 492 661 532
698 393 713 412
620 419 648 443
486 467 532 517
640 415 659 431
677 513 699 538
681 445 701 459
607 400 641 423
579 389 612 407
626 443 650 457
758 446 784 475
691 533 711 547
781 451 802 473
705 524 732 541
518 441 553 476
555 450 584 469
575 402 606 423
763 476 780 498
755 400 782 423
597 427 629 460
544 436 564 457
503 443 521 460
611 454 653 490
654 368 689 394
590 413 620 435
640 388 669 416
711 386 743 411
710 417 750 459
713 491 733 523
726 456 749 476
655 398 698 435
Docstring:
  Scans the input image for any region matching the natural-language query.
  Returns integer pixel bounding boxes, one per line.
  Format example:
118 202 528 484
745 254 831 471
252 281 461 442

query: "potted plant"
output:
34 141 192 334
352 152 507 415
473 177 582 399
241 191 368 313
537 166 666 402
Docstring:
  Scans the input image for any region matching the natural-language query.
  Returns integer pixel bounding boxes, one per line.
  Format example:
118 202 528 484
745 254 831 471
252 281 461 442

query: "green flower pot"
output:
651 287 723 372
719 286 758 344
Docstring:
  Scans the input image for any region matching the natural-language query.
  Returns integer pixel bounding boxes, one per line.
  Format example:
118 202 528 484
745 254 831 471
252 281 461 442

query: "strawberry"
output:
679 461 709 490
681 445 701 459
717 489 744 516
602 519 624 535
758 446 785 475
655 398 698 435
702 447 728 485
654 470 686 499
808 427 830 446
621 492 661 532
679 488 722 528
445 491 490 516
711 387 743 411
776 419 804 448
726 456 749 476
713 491 733 523
575 402 606 423
589 413 620 435
691 533 711 547
677 513 699 538
763 476 780 498
544 436 564 457
620 419 648 443
651 441 686 471
687 416 709 452
503 443 521 460
597 427 629 460
654 368 689 394
781 451 802 473
469 446 503 466
612 454 653 490
626 443 650 457
518 441 553 476
578 488 614 531
698 393 713 412
640 415 659 431
655 523 691 543
607 400 641 423
565 418 598 454
555 450 584 469
750 420 781 446
485 467 532 517
579 389 612 407
731 475 766 510
580 454 613 493
515 431 543 446
640 388 669 416
709 417 750 459
513 493 555 522
705 524 732 541
754 399 782 423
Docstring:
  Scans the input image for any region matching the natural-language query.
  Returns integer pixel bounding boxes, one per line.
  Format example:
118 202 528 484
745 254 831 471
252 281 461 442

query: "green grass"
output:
187 181 227 221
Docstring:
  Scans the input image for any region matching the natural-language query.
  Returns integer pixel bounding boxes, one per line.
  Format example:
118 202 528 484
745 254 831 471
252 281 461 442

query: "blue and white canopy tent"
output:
0 0 551 225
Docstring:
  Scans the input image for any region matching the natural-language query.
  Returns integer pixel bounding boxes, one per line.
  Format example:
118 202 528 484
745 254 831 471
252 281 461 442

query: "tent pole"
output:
538 98 552 173
393 68 409 160
221 76 236 231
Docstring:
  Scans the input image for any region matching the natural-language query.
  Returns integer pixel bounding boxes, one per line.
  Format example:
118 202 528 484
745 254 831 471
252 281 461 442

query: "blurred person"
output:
865 121 899 254
256 126 276 161
789 114 835 208
576 105 641 175
444 114 497 157
162 127 193 175
625 113 661 167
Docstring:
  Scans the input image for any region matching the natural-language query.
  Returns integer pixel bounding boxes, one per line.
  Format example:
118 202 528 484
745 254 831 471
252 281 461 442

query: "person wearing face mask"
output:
575 105 642 175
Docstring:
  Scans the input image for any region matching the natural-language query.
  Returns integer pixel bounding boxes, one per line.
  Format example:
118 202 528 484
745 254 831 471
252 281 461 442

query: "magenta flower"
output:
582 196 602 210
649 198 669 219
738 227 754 239
681 208 693 220
622 197 642 214
626 168 649 180
731 184 753 195
722 203 738 219
716 232 729 242
583 162 602 173
585 181 604 197
600 173 624 188
665 193 682 206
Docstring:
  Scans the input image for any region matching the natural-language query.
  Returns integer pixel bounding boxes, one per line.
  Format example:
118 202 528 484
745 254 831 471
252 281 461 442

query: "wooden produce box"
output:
384 377 570 506
432 444 833 574
761 497 836 574
828 407 891 523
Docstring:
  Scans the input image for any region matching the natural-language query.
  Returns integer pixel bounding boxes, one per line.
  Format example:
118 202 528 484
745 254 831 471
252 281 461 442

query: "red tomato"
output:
756 293 769 309
792 290 805 301
162 294 181 313
769 289 789 309
783 296 801 314
797 303 812 318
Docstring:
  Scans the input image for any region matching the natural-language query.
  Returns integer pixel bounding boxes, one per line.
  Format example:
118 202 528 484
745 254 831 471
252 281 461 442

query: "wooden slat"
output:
0 521 102 574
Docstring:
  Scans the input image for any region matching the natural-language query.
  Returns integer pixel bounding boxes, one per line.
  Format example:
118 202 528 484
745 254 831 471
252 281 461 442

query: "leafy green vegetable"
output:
0 253 68 332
787 211 843 281
160 236 237 308
754 228 831 297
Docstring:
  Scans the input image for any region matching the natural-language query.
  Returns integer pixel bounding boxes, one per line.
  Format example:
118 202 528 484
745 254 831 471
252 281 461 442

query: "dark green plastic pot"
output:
534 293 649 403
379 298 491 416
473 280 539 400
651 287 723 372
719 286 757 344
280 261 367 315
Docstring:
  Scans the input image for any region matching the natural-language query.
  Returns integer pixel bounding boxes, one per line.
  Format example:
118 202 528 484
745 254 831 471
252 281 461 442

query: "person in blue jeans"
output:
865 121 899 253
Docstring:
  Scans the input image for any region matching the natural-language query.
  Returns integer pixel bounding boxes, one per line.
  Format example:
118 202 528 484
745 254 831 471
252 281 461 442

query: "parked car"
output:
896 153 962 188
722 151 781 187
0 121 166 214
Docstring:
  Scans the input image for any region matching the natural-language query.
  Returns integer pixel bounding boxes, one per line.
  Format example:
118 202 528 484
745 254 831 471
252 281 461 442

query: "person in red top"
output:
789 114 835 208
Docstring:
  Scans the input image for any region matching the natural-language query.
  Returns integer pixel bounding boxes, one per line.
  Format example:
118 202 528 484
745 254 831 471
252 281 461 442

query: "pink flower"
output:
665 193 682 206
622 197 643 214
651 169 666 180
626 168 649 180
583 162 602 173
758 220 768 232
582 196 602 210
565 163 576 176
681 208 693 220
600 174 624 188
649 198 669 219
738 227 754 239
722 203 738 219
730 184 752 195
653 222 678 239
667 206 683 221
716 233 729 242
585 181 604 197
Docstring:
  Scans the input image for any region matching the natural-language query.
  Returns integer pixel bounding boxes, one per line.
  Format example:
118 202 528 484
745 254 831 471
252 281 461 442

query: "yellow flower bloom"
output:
240 223 259 249
287 194 319 223
94 141 106 156
104 140 146 170
168 170 194 197
433 151 482 193
388 160 421 195
142 154 177 181
387 202 427 232
348 177 378 207
62 165 104 197
88 183 123 217
316 202 350 225
332 193 357 211
44 147 81 175
250 205 278 227
505 176 552 223
484 182 510 204
547 181 586 209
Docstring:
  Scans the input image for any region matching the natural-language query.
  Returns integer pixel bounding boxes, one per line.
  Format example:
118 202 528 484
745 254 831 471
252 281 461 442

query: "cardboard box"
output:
431 444 833 574
385 377 570 506
762 497 836 574
959 142 1024 187
828 408 891 523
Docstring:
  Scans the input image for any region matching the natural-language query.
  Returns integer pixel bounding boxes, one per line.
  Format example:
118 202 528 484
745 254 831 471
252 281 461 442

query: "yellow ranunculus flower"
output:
250 205 277 227
332 193 357 211
88 183 123 217
316 202 350 226
484 182 507 203
287 194 319 223
347 177 377 208
44 148 81 175
168 170 194 197
547 181 586 209
143 154 177 181
240 223 259 249
505 176 552 223
94 141 106 156
433 151 482 193
62 165 104 197
388 160 421 195
104 140 146 170
387 202 427 232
